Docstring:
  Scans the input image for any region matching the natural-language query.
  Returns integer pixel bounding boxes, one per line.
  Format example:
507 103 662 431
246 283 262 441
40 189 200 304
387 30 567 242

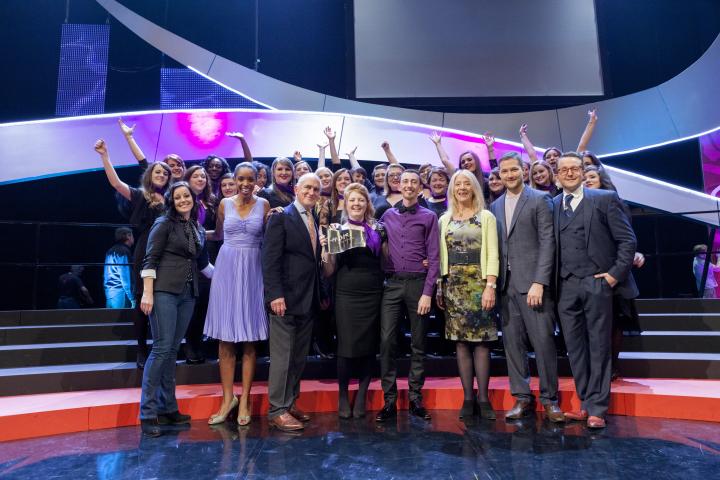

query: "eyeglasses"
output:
387 173 402 179
557 166 582 176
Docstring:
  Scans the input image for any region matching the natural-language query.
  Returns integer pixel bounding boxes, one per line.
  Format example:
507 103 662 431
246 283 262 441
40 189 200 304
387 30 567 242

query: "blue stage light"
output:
160 67 268 110
55 24 110 117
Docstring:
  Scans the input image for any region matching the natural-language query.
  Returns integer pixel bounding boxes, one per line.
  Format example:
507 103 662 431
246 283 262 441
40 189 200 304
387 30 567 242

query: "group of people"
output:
95 111 643 437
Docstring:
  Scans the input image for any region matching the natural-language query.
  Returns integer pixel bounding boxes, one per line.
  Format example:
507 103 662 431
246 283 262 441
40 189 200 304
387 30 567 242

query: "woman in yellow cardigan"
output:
436 169 499 420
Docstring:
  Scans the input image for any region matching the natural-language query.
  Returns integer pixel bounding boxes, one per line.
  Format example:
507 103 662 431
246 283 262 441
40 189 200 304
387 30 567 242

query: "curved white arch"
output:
97 0 720 157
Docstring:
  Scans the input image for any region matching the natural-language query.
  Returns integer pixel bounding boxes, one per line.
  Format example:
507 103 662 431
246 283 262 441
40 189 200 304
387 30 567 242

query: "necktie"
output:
305 211 317 253
564 194 574 217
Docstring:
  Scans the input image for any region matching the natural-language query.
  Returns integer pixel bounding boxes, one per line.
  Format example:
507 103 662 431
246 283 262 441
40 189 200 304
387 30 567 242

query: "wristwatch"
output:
486 283 497 289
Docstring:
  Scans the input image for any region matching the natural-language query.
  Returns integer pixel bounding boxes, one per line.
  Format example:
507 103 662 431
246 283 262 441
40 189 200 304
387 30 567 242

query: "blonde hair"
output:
529 160 555 189
445 169 485 220
341 183 375 224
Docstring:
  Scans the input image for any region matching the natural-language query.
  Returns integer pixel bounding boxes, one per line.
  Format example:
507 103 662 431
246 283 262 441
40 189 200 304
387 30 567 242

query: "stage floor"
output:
0 411 718 479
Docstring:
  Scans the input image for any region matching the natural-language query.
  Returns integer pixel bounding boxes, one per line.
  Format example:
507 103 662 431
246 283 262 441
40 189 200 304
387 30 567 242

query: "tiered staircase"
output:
0 298 718 396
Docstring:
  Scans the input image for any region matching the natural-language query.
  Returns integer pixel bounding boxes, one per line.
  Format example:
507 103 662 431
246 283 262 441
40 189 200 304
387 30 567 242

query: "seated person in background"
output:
693 244 720 298
104 227 135 309
58 265 93 309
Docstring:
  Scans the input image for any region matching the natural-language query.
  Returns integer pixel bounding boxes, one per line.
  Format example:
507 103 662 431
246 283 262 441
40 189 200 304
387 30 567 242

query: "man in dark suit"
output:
553 152 637 429
490 152 564 422
262 173 322 432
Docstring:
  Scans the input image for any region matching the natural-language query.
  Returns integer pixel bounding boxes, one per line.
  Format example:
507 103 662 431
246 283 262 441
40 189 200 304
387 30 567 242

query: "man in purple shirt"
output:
376 170 440 422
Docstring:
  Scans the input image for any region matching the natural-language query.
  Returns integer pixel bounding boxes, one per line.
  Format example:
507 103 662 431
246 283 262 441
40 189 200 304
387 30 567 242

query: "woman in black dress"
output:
183 166 219 363
321 183 384 419
258 157 295 208
96 139 171 369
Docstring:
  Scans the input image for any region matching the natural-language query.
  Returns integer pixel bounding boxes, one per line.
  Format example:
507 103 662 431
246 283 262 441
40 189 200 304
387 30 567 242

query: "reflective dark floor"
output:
1 411 718 479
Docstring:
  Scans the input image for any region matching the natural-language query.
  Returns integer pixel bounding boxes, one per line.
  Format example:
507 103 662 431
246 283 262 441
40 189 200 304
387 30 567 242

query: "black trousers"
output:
501 273 559 405
267 311 315 418
380 274 428 404
557 275 613 417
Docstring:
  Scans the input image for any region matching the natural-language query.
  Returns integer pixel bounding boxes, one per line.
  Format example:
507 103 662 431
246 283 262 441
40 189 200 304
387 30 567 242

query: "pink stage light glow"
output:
176 111 228 149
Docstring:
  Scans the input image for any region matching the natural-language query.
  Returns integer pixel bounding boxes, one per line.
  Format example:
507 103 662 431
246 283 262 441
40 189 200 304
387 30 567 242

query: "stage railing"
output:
0 206 719 310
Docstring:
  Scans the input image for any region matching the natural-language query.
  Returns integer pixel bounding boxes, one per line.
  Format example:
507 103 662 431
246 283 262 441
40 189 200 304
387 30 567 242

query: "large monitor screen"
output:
354 0 603 98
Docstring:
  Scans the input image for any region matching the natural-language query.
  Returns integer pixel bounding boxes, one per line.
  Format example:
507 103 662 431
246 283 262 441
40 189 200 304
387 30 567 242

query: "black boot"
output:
141 418 162 437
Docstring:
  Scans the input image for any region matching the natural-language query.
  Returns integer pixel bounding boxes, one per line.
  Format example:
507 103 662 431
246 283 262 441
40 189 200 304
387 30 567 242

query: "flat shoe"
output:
208 396 239 425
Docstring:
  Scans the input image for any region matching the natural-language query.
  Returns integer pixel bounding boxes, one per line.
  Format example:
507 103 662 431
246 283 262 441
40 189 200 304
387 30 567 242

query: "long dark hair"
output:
184 165 217 208
165 181 199 222
331 168 351 218
140 162 172 209
581 150 603 169
584 165 617 191
458 150 485 191
269 157 296 204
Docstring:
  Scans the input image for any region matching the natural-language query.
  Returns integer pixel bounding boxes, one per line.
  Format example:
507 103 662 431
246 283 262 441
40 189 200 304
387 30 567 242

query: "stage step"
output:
635 298 720 314
621 331 720 353
0 323 134 345
636 313 720 331
0 308 134 327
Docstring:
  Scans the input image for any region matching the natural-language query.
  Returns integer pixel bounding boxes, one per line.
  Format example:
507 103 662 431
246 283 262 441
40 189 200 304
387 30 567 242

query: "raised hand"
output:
482 132 495 149
293 150 302 162
381 141 390 151
429 131 442 145
226 131 245 139
346 146 358 158
317 142 328 150
324 126 336 140
118 118 135 138
519 123 529 137
588 108 598 123
94 139 108 156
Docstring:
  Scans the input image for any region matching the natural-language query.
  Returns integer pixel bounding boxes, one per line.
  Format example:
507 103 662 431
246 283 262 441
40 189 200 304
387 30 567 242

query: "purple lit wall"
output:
55 24 110 117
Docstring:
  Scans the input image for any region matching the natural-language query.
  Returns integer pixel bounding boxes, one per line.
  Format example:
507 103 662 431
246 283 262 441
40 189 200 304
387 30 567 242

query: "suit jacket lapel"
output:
582 187 594 247
496 193 508 243
553 195 561 245
289 204 314 256
508 188 529 238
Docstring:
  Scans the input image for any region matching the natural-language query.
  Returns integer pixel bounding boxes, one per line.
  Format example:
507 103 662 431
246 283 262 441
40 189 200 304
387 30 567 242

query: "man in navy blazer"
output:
262 173 323 432
490 152 563 423
553 152 637 429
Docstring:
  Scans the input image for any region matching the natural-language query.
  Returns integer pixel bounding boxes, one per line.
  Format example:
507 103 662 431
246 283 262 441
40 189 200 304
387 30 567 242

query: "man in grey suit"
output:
554 152 637 429
262 173 323 432
490 152 564 423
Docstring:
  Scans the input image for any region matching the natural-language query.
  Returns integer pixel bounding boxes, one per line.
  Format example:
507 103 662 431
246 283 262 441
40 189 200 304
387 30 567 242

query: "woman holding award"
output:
320 183 384 419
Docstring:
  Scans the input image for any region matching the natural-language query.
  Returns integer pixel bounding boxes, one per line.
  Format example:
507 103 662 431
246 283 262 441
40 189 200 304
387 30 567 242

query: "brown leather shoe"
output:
543 404 565 423
564 410 589 421
269 412 304 432
505 400 534 420
289 404 310 423
587 416 606 429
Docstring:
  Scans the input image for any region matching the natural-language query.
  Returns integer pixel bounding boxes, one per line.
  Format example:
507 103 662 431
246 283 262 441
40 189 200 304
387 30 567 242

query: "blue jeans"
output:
140 283 195 420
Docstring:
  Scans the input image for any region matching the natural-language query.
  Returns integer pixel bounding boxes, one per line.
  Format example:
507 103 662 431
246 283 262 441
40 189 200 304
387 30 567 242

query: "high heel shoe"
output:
208 396 238 425
238 398 252 426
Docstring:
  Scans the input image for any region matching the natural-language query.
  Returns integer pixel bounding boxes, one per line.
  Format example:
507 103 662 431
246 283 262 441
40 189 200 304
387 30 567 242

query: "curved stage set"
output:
1 1 720 478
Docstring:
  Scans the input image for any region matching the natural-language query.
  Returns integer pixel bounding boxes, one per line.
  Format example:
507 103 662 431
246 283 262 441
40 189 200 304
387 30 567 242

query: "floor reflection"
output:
0 411 718 479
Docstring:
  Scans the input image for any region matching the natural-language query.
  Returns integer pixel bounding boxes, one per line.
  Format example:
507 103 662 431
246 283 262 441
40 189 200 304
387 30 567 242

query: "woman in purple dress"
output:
204 162 270 426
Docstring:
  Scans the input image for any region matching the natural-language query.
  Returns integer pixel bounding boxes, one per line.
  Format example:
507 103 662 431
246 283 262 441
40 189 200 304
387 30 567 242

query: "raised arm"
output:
482 132 498 170
519 124 539 163
226 132 254 162
293 151 303 163
95 140 131 200
118 118 147 169
324 127 342 168
381 141 400 165
576 108 598 152
317 142 328 169
429 131 455 174
346 146 360 170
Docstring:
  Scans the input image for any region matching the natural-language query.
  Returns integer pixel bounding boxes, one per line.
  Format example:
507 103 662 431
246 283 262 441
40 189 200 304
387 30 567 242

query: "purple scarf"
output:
197 201 206 226
321 191 332 197
337 193 345 201
348 218 381 256
275 182 295 197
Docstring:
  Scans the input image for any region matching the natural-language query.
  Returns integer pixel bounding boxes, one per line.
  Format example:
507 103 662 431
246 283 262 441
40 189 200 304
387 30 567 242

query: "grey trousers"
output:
380 274 428 404
557 275 613 418
501 275 559 405
267 312 315 418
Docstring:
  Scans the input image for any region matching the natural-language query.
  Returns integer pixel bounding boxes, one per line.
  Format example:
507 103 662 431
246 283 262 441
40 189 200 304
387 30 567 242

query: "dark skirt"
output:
334 263 383 357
